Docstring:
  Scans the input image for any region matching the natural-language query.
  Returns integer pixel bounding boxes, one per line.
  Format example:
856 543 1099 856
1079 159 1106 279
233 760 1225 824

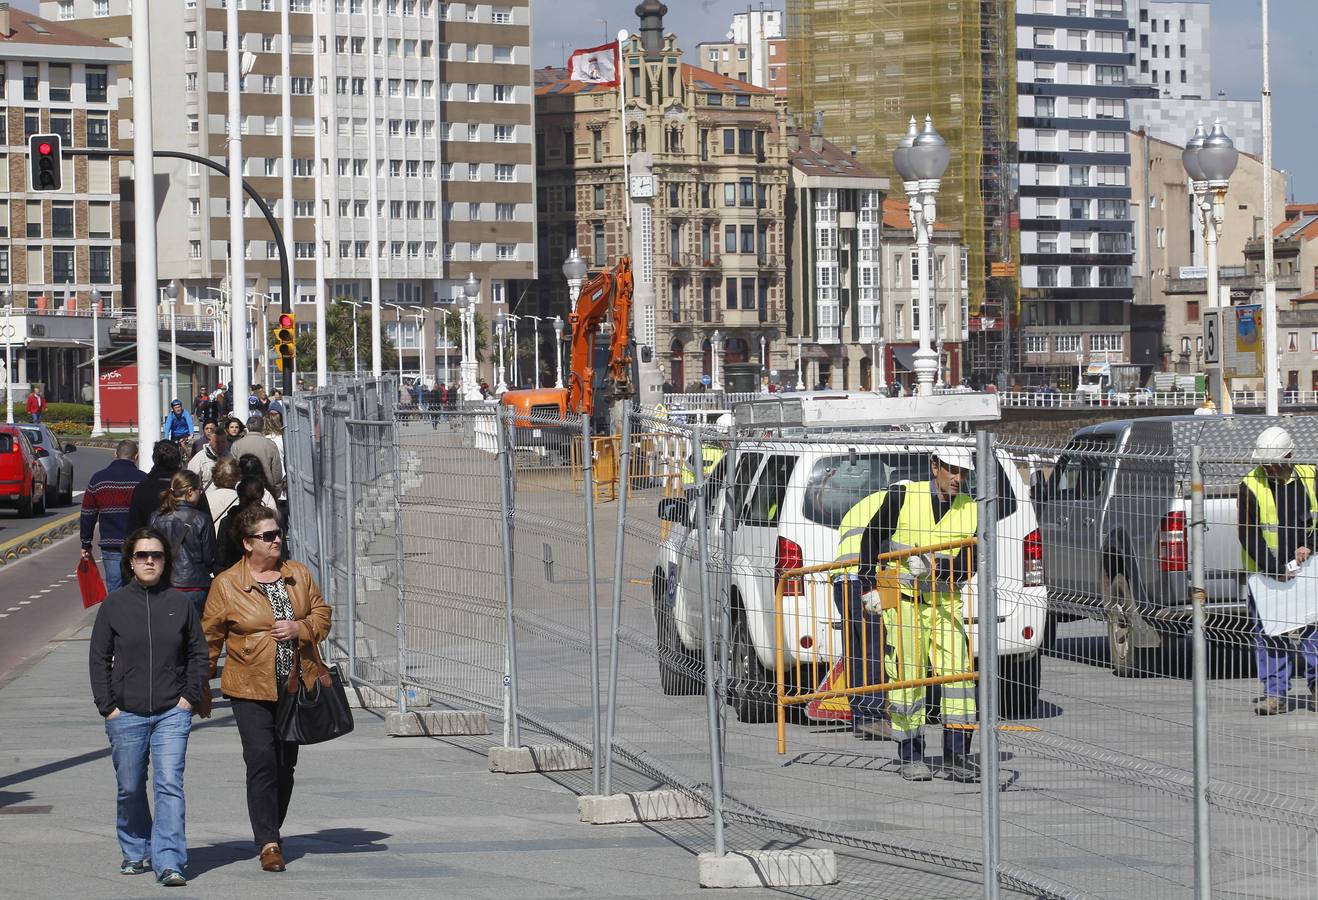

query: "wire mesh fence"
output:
283 382 1318 899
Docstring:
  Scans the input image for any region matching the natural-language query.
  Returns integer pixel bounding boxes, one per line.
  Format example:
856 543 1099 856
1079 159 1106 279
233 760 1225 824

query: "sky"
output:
534 0 1318 200
13 0 1313 197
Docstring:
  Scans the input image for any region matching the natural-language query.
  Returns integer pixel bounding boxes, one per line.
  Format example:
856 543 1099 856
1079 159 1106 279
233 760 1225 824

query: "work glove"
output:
862 590 886 616
905 553 933 580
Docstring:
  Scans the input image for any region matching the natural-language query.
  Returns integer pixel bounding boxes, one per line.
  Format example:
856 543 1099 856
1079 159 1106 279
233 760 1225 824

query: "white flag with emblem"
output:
567 42 620 85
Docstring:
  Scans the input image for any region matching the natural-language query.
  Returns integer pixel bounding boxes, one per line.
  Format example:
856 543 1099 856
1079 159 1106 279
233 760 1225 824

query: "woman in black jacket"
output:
149 470 218 617
88 528 208 887
216 476 269 570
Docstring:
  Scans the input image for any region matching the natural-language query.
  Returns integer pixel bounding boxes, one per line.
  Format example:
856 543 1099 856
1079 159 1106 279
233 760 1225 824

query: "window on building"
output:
593 223 606 266
49 64 72 102
23 64 39 101
594 184 605 209
51 202 74 238
1038 267 1058 287
26 201 41 238
52 246 75 283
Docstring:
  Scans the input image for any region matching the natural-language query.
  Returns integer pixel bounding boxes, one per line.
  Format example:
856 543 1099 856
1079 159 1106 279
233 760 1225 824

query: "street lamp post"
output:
507 313 519 388
526 314 543 388
553 315 565 389
710 329 723 392
166 282 179 403
936 302 947 388
340 299 362 374
408 306 427 386
795 334 805 391
494 311 509 394
436 307 452 388
893 115 950 396
1076 350 1083 395
2 292 12 424
1183 119 1239 415
387 302 405 387
462 273 482 401
90 290 103 437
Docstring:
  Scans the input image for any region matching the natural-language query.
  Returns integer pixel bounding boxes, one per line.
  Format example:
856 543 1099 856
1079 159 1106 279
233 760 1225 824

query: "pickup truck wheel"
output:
730 611 775 724
654 573 702 696
1105 572 1158 677
999 651 1042 719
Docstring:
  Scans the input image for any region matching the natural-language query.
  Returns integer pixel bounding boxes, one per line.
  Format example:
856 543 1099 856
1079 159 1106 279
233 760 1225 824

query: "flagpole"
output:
618 30 631 231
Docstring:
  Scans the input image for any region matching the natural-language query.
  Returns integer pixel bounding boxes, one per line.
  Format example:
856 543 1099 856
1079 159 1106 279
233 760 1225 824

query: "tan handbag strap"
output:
284 633 332 695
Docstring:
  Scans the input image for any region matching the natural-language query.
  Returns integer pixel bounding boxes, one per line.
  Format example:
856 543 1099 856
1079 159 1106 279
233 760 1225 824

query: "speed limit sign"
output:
1202 311 1220 365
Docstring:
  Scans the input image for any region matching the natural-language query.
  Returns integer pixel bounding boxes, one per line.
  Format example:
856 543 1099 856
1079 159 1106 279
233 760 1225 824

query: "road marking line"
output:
5 607 18 612
72 491 84 498
0 614 8 618
38 589 52 594
27 595 40 599
18 600 30 605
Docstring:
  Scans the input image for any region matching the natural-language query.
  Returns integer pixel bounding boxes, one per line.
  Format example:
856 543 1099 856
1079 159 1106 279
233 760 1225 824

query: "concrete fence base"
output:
385 709 489 737
697 849 839 889
347 684 430 710
577 789 706 825
487 744 592 774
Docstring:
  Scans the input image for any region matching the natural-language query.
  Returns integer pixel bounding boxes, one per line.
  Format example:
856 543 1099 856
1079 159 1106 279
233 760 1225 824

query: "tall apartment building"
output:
1015 0 1136 386
0 6 129 401
1127 0 1261 154
694 9 788 102
47 0 536 385
786 0 1017 383
534 10 790 394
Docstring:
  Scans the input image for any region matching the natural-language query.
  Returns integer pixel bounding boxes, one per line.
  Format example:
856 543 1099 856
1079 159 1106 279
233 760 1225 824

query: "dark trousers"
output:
832 577 887 725
230 691 299 848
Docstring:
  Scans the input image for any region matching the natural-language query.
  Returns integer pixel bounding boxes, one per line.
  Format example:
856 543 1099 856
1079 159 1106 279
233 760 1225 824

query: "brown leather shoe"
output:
259 843 286 872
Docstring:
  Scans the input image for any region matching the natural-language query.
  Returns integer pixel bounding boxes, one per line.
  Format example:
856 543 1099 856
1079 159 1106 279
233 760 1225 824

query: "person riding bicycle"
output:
163 400 195 444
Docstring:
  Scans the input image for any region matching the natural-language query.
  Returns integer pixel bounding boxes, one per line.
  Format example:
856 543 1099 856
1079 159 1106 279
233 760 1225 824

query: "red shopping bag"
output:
78 557 107 608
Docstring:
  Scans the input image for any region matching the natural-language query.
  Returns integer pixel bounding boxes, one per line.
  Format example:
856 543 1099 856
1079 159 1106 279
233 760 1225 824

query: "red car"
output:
0 424 47 517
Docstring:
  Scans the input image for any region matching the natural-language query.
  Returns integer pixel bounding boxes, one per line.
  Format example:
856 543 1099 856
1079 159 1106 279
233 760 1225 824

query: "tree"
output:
440 310 489 360
293 298 397 375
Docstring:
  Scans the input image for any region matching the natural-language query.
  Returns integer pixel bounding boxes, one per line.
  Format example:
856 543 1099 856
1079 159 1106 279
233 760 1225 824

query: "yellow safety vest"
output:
885 480 978 600
681 446 724 485
833 486 897 577
1240 463 1318 572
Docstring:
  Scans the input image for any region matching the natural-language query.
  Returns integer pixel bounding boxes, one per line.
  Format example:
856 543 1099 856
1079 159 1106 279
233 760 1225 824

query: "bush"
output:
46 421 91 438
7 402 93 424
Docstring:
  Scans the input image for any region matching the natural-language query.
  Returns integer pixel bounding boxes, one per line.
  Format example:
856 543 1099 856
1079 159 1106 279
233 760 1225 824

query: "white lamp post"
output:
506 313 520 387
340 299 362 374
436 307 452 388
408 306 427 385
1076 350 1083 395
166 282 179 403
710 328 723 392
89 290 104 436
494 311 509 394
893 115 950 396
563 248 587 305
387 301 406 387
935 302 947 389
1183 119 1239 414
462 273 482 401
553 315 565 389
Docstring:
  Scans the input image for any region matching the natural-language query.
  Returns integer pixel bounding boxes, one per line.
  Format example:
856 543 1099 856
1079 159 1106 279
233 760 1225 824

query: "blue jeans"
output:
832 577 887 725
1249 595 1318 699
101 550 123 594
104 706 192 874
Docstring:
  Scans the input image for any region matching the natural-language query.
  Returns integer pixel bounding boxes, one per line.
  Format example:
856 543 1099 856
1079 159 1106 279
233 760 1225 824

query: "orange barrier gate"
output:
774 538 980 755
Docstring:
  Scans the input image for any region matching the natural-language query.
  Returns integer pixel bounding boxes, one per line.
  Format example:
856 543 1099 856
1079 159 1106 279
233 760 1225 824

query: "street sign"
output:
701 374 711 386
1202 311 1220 365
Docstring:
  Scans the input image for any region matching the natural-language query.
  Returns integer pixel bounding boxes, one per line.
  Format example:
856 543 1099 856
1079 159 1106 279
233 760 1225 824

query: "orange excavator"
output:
500 257 635 438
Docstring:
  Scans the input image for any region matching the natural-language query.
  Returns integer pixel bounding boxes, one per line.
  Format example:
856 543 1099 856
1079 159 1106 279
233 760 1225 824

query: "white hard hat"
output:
715 413 733 428
1252 425 1296 463
933 445 975 473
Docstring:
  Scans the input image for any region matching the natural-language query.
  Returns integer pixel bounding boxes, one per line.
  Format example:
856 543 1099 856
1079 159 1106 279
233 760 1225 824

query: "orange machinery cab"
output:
0 424 48 517
499 387 574 464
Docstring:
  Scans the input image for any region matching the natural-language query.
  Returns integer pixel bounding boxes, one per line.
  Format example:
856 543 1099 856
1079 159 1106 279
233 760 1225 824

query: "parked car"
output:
1035 415 1318 675
653 394 1046 722
19 424 75 506
0 424 48 517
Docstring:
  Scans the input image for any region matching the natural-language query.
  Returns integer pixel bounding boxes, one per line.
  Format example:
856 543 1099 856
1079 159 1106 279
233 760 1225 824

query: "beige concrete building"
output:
48 0 538 387
0 6 129 400
1131 130 1285 374
534 8 790 393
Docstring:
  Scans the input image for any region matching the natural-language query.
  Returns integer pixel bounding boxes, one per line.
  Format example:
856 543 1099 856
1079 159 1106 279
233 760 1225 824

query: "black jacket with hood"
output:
89 580 208 717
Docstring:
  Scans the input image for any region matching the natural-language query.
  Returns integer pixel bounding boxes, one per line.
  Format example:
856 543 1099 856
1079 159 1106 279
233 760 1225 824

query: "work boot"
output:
1255 695 1288 716
899 760 932 782
943 753 981 783
853 719 894 741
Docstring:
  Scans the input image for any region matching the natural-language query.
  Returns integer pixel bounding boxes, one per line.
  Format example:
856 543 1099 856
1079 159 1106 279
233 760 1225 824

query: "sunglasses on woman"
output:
132 550 165 562
248 529 282 543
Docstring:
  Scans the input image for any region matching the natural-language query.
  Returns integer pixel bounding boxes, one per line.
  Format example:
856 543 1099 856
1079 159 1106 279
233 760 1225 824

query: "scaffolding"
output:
787 0 1018 382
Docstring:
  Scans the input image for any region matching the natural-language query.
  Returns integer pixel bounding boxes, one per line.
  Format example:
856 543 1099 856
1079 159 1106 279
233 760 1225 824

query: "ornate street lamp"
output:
893 115 949 396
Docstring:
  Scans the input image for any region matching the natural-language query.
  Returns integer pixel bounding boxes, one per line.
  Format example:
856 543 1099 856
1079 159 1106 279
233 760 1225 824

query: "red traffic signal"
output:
273 312 296 359
28 133 63 193
278 313 294 329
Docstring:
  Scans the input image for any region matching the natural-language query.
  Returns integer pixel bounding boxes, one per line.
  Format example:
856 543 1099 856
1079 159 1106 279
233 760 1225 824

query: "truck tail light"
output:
1023 528 1044 587
776 536 804 597
1158 511 1188 572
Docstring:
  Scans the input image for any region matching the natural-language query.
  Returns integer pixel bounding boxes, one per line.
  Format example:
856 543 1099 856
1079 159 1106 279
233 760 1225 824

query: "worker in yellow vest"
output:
1238 425 1318 715
860 446 979 782
680 414 730 486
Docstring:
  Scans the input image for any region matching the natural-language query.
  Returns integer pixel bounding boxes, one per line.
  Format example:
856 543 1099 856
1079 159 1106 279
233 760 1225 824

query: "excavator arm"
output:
567 257 634 417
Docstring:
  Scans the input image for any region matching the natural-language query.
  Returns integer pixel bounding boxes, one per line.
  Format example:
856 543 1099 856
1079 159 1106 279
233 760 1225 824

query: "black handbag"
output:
275 640 354 745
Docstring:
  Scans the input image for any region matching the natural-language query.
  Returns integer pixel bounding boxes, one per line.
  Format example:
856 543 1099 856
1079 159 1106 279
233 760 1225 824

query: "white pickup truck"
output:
651 393 1048 722
1036 415 1318 675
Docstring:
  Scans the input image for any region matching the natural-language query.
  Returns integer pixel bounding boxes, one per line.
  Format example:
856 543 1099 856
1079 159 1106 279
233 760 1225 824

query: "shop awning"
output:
891 345 917 372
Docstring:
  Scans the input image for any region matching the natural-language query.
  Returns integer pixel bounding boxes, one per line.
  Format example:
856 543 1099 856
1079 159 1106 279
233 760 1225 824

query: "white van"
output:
651 394 1047 724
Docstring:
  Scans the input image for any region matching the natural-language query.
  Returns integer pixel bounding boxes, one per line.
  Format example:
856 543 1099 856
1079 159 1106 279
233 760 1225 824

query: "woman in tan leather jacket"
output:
202 503 330 873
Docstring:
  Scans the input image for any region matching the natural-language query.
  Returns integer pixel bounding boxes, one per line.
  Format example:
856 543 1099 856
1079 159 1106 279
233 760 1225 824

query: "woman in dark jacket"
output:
149 470 218 616
89 528 208 887
216 476 270 570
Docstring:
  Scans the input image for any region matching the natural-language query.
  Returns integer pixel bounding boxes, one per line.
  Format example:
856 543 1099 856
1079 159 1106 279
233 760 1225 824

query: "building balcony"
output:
1164 271 1300 297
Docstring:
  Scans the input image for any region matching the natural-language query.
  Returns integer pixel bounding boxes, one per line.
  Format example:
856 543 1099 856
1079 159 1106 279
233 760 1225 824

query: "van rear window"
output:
802 452 1017 528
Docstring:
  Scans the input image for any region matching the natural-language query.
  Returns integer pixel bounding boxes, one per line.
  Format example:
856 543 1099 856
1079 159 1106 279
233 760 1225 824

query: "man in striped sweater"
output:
80 441 148 592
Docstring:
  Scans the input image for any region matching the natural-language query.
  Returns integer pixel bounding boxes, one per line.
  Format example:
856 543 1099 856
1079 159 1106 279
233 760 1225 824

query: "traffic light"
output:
274 312 295 370
28 134 62 193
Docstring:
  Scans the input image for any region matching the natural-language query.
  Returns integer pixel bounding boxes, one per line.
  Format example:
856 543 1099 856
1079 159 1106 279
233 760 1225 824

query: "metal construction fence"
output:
285 385 1318 900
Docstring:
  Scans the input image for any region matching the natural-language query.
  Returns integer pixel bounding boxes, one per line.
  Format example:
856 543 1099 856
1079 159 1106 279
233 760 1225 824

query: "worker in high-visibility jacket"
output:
1238 425 1318 716
854 446 979 782
680 414 730 486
